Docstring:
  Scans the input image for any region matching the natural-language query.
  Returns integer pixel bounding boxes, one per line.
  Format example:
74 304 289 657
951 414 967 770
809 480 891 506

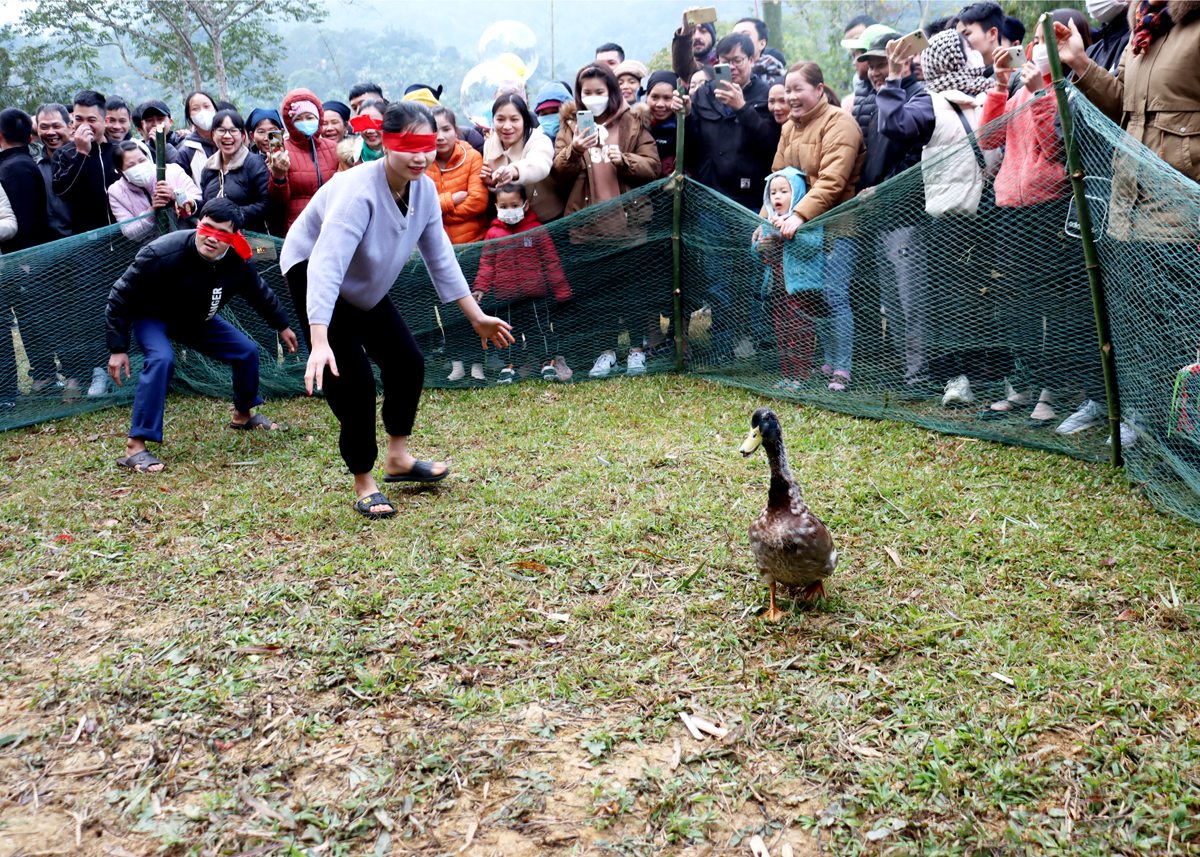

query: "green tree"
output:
20 0 325 102
1001 0 1088 40
0 25 100 113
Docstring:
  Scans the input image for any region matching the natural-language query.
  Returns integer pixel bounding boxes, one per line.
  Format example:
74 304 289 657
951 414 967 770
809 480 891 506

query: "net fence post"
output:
155 128 169 236
671 83 686 374
1041 14 1123 467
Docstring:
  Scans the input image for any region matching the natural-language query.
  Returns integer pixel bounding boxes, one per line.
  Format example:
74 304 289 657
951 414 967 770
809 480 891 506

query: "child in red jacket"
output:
470 184 573 383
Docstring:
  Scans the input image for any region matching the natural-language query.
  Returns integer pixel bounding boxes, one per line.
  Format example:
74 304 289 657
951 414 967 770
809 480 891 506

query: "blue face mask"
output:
539 116 560 140
294 119 320 137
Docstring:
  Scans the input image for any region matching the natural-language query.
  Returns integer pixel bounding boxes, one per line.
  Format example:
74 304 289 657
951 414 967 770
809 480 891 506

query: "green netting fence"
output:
2 81 1198 524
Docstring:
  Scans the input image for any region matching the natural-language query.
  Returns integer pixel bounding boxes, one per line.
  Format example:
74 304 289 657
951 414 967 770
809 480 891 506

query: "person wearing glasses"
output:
199 108 271 234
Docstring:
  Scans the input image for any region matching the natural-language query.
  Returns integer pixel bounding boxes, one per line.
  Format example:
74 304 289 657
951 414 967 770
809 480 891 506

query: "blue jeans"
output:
129 316 263 442
822 238 856 373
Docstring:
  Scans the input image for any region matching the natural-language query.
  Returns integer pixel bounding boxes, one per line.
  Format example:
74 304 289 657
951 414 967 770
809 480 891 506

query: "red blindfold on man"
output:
196 222 253 261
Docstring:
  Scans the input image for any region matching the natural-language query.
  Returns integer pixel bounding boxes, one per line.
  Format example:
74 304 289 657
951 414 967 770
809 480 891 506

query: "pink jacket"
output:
108 163 202 242
978 80 1068 208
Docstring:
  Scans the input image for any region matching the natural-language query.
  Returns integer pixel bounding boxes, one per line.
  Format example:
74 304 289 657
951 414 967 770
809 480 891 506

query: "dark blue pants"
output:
129 316 263 442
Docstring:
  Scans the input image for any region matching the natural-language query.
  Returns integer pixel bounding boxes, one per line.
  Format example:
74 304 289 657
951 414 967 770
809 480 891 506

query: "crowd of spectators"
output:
0 0 1196 445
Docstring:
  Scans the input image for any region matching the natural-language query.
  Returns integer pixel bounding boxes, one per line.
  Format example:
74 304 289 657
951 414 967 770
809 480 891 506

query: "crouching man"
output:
106 198 298 472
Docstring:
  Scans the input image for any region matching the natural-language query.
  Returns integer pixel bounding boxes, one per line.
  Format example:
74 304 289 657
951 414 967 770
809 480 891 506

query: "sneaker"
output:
447 361 465 382
552 356 573 382
828 370 850 392
1106 422 1137 447
470 363 486 381
498 364 518 384
1055 399 1105 434
988 379 1029 412
589 351 617 378
87 367 109 397
627 349 647 375
1029 390 1056 423
541 359 558 381
942 374 974 407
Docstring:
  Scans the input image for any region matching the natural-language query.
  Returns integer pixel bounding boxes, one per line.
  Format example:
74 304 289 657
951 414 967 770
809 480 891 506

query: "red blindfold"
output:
381 132 437 154
196 222 252 261
349 114 382 133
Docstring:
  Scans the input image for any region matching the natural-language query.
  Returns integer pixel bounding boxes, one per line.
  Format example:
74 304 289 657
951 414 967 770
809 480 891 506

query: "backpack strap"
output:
949 100 987 172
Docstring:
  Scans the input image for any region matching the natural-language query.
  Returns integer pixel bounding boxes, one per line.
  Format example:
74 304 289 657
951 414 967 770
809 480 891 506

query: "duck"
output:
739 407 838 621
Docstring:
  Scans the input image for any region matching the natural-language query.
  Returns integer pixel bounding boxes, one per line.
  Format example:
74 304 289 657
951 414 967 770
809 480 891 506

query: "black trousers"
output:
287 262 424 475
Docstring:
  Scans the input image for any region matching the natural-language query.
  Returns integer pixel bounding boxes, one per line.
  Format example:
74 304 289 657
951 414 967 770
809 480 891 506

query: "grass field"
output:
0 375 1197 857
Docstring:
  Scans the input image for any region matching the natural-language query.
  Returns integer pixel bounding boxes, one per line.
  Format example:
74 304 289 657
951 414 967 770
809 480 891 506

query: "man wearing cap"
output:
841 22 896 118
533 81 572 143
105 197 298 473
136 100 190 173
672 8 719 84
861 33 935 390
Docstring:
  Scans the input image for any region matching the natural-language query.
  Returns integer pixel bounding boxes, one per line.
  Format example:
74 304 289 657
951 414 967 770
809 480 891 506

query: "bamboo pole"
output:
1040 14 1122 466
155 128 169 235
671 83 687 374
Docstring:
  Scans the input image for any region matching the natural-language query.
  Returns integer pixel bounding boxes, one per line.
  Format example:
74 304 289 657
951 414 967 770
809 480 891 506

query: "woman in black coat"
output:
199 109 271 234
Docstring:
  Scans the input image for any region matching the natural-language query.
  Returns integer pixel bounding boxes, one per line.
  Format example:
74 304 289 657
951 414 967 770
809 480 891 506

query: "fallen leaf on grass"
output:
213 739 235 752
86 434 100 443
1116 609 1137 621
991 672 1016 686
884 547 902 568
459 819 478 852
1099 558 1119 566
845 742 883 758
689 713 730 739
509 560 549 573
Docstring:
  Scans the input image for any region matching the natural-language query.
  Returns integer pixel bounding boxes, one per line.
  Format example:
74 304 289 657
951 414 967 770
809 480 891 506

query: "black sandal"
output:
117 449 165 473
383 460 450 483
229 413 284 431
353 492 396 519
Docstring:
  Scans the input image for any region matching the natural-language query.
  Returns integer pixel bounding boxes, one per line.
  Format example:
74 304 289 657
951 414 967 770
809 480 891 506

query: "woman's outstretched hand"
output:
474 314 515 350
304 324 338 395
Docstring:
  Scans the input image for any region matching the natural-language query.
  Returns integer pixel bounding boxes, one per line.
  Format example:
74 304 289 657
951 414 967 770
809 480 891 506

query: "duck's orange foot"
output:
799 580 827 601
763 605 787 622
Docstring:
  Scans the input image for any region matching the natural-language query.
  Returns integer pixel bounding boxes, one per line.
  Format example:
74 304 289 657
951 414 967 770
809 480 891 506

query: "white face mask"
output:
581 95 609 115
965 48 986 69
496 206 526 225
1032 43 1053 76
192 109 215 131
1086 0 1127 24
123 161 156 189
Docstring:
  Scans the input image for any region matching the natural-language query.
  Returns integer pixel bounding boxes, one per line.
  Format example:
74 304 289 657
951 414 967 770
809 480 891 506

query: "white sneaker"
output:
447 361 465 382
1030 390 1056 422
626 349 647 375
942 375 974 407
1106 422 1136 447
1055 399 1105 434
589 351 617 377
470 363 486 381
87 367 109 397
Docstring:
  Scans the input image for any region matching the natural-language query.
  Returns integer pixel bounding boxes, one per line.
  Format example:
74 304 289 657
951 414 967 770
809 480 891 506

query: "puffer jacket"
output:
474 210 572 302
752 166 824 295
1073 0 1200 243
922 90 1003 216
978 79 1068 208
483 128 564 223
177 132 217 186
270 88 340 233
427 141 489 244
106 228 290 353
770 98 865 226
552 102 661 213
199 144 271 234
108 163 202 243
682 74 779 211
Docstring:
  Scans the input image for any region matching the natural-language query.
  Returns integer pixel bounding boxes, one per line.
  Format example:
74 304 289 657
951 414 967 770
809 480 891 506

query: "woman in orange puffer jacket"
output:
427 106 489 244
268 88 340 234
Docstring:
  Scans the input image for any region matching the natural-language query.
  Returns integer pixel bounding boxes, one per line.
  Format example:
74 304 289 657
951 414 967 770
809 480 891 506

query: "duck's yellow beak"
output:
739 426 761 457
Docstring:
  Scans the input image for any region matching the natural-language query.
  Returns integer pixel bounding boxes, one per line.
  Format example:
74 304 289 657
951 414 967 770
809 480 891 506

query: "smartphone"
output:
267 129 283 152
576 110 595 137
173 189 189 208
1005 45 1025 64
713 63 732 87
686 6 718 25
897 29 931 55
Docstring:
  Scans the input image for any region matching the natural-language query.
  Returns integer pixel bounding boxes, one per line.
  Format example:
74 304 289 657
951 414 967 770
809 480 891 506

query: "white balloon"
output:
460 62 524 128
478 20 539 81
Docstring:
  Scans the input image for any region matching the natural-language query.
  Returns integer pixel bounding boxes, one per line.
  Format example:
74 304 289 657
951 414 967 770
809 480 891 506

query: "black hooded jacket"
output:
0 146 48 252
682 74 780 210
106 229 290 352
51 138 120 234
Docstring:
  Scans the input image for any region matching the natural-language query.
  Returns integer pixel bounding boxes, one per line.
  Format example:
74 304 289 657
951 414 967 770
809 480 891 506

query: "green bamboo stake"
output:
1041 14 1123 467
671 82 687 374
155 128 169 235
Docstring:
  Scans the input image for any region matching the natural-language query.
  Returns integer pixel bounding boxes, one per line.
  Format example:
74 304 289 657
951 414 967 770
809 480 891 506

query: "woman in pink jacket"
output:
974 9 1095 426
108 140 202 243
